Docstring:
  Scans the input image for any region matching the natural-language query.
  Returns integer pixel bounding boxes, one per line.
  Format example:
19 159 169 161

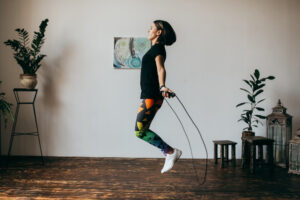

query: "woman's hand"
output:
160 86 175 98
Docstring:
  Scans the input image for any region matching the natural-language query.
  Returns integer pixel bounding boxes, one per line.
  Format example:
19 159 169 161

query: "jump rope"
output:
160 90 208 186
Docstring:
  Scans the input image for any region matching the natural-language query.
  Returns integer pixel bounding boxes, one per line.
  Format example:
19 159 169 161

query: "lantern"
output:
266 99 292 168
289 129 300 175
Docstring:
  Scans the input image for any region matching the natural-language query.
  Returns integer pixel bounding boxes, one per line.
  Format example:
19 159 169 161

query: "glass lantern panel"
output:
286 126 292 141
290 144 296 170
298 145 300 170
282 126 285 145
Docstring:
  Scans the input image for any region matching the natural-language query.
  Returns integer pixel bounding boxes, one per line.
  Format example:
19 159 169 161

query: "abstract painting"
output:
113 37 151 69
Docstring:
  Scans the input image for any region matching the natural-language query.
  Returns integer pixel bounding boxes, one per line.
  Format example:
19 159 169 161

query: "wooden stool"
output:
241 136 274 174
213 140 237 168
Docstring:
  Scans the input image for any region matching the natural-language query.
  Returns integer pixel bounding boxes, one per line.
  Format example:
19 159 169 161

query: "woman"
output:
134 20 182 174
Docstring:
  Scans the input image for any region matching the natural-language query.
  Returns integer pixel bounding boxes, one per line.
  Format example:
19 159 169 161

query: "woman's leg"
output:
135 98 174 155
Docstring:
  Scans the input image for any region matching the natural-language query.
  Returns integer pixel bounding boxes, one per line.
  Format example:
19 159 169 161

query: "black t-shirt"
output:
140 43 166 99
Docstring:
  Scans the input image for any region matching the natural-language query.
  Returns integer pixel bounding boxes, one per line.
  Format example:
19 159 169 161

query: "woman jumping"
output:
134 20 182 174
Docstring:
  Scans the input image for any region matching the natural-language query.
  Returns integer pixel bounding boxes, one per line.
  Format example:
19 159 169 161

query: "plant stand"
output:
241 136 274 173
6 88 44 167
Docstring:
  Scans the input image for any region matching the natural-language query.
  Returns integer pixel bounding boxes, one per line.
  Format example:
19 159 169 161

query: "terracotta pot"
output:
20 73 37 89
242 130 255 139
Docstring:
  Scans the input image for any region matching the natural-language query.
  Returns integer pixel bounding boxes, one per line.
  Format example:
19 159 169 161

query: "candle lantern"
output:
266 99 292 168
289 129 300 175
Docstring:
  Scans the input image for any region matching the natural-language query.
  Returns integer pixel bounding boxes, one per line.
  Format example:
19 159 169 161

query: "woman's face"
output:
148 22 161 41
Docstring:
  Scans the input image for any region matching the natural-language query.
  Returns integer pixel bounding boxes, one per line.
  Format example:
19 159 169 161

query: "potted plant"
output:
3 18 49 89
0 80 14 155
236 69 275 138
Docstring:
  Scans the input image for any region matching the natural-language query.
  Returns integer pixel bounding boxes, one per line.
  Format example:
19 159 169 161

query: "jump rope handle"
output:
160 91 176 97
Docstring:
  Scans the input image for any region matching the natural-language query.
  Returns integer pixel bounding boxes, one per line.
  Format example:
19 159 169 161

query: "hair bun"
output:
154 20 177 46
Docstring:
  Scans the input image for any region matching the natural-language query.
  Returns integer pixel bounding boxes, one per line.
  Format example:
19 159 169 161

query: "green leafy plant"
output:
3 18 49 74
236 69 275 131
0 81 14 129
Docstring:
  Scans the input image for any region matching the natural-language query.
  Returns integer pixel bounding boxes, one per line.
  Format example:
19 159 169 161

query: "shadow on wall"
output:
37 43 76 155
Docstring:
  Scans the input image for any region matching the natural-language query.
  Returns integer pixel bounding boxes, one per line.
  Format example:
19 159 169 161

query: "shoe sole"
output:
174 149 182 163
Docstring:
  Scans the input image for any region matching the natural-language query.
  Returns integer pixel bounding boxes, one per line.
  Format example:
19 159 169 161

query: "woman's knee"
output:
135 130 142 138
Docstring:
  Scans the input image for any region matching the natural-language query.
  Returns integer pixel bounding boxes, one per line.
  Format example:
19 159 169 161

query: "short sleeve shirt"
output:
140 43 166 99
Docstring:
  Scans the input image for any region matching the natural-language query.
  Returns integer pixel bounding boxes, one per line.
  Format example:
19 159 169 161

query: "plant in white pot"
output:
4 18 49 89
236 69 275 138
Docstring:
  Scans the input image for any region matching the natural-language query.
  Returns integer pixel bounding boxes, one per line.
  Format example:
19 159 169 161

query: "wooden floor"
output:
0 156 300 200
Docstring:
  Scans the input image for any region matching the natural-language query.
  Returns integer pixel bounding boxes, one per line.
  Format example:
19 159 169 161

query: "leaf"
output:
236 102 247 107
250 80 255 86
260 78 266 82
255 107 265 111
254 69 260 80
257 98 265 104
253 125 258 127
32 54 46 68
267 76 275 80
4 40 21 51
243 80 252 88
256 84 265 91
15 28 29 47
253 89 263 97
242 109 251 112
240 88 251 94
250 75 255 82
254 119 264 126
251 81 259 91
255 115 267 119
241 116 249 123
247 94 255 103
31 19 49 57
256 80 261 84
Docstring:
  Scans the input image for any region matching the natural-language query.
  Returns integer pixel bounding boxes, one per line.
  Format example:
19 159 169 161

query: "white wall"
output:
0 0 299 158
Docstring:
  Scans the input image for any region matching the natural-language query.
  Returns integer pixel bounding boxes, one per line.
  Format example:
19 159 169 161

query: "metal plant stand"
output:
7 88 44 166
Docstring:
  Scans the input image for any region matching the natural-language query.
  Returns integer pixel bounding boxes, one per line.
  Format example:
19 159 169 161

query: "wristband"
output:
160 85 166 89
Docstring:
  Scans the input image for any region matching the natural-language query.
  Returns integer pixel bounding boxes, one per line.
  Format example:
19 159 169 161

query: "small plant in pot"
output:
236 69 275 138
4 18 49 89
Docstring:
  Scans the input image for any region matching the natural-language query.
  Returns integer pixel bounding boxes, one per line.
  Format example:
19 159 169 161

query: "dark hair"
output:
153 20 176 46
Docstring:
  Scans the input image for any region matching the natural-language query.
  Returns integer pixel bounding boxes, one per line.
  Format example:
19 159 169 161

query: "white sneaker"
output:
161 148 182 174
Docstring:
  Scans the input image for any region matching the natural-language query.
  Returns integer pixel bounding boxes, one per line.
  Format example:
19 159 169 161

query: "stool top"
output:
244 136 274 144
14 88 37 91
213 140 237 145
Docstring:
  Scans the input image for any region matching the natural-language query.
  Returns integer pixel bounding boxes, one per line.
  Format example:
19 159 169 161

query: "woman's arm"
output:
155 55 166 88
155 55 174 98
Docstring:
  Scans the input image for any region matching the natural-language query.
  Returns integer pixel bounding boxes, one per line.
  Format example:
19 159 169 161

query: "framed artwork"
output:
113 37 151 69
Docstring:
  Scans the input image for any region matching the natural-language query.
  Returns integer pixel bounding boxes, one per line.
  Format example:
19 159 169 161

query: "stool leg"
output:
225 144 229 163
250 144 256 174
232 144 236 167
258 144 263 167
241 140 247 168
267 143 274 172
214 143 218 164
221 144 224 168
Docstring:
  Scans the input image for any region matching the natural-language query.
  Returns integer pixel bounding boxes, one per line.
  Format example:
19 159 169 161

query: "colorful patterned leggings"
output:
135 98 173 155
